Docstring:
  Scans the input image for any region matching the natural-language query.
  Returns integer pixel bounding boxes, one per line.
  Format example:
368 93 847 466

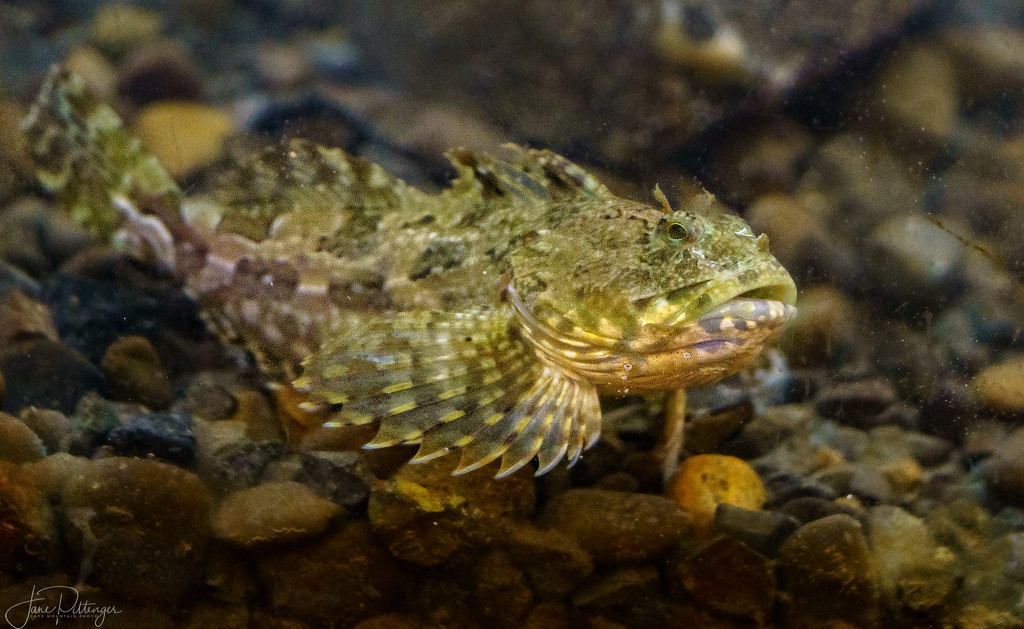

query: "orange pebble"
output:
668 454 767 533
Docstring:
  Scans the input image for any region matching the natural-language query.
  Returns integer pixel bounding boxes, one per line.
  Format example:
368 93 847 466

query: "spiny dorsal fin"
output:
446 144 612 203
22 66 181 240
295 307 602 478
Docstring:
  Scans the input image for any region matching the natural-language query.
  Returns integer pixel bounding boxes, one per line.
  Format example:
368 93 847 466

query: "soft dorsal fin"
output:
214 139 422 248
446 144 612 203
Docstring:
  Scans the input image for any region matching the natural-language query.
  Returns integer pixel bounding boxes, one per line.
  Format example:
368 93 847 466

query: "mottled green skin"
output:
24 66 796 477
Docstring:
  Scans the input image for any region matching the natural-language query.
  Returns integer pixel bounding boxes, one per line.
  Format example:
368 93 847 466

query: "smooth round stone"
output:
778 284 858 367
0 461 58 571
972 354 1024 416
100 335 173 409
777 514 880 627
676 536 775 622
669 454 767 532
213 481 342 548
134 101 234 179
90 4 163 55
542 488 691 565
61 457 212 602
871 44 958 141
0 411 45 463
867 214 966 310
258 521 405 627
984 426 1024 503
63 45 116 102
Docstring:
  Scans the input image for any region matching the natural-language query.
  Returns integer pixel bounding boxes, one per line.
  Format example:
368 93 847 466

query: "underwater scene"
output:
1 1 1023 627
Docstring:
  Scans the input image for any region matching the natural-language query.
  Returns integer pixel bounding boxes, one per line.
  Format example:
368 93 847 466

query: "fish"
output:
22 66 797 478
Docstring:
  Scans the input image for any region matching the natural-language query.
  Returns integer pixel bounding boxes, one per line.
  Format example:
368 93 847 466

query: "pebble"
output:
941 27 1024 96
0 289 59 349
193 419 284 494
778 284 858 366
183 373 238 422
61 457 212 602
541 488 691 564
106 411 196 465
744 193 833 281
90 3 163 56
258 521 405 627
683 400 754 455
0 461 59 572
134 101 235 179
46 272 206 367
983 426 1024 503
867 214 967 312
474 550 534 626
971 354 1024 416
713 503 801 557
100 335 174 409
255 42 312 89
668 454 767 532
212 481 343 548
367 457 534 566
296 450 375 509
501 522 594 599
0 412 45 463
117 40 207 106
675 536 776 623
777 514 880 628
815 378 899 427
0 337 108 415
871 44 959 142
571 565 659 609
866 505 959 612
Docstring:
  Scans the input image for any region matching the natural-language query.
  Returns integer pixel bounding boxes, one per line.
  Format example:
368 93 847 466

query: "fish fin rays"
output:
295 307 602 477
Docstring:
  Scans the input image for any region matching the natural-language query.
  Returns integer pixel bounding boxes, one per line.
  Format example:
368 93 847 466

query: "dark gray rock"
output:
107 412 196 465
0 338 108 415
296 450 376 510
714 503 801 557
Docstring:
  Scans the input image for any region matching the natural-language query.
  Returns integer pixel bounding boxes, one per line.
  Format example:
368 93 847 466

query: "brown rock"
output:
778 284 859 366
100 335 173 409
541 488 691 564
0 461 59 572
777 514 880 628
61 457 212 602
368 456 534 565
213 481 343 548
676 536 775 623
668 454 766 533
972 354 1024 416
0 412 45 463
259 521 405 627
502 521 594 599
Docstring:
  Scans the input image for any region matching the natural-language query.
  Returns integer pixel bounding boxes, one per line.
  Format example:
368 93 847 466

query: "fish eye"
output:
659 214 703 245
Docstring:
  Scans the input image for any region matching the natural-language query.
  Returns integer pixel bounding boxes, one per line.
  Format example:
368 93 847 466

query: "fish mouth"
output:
638 269 798 329
508 277 797 392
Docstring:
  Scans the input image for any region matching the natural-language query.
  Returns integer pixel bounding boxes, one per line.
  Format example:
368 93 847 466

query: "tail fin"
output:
21 66 191 268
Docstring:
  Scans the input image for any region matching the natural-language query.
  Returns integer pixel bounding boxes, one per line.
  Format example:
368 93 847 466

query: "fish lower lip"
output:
697 298 797 327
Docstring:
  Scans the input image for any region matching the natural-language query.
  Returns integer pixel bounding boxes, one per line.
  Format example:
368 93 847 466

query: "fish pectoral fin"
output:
294 306 603 477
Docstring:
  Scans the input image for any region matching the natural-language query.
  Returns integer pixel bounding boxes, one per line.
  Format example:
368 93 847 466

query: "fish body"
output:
23 67 797 477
